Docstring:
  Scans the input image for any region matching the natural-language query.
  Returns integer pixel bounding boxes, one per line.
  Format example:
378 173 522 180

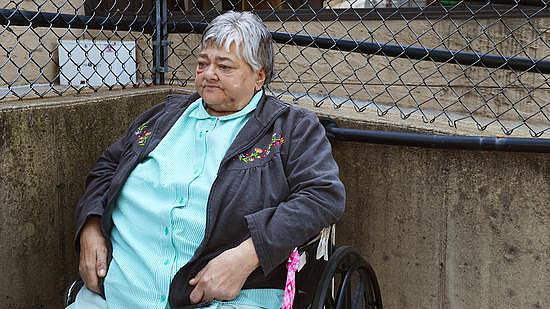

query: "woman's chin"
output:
202 95 225 106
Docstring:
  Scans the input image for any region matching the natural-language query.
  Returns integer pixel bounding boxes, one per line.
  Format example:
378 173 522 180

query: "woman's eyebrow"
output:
215 56 234 63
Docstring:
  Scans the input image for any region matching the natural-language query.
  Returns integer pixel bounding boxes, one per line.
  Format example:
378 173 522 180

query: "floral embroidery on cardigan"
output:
134 121 152 147
238 133 285 163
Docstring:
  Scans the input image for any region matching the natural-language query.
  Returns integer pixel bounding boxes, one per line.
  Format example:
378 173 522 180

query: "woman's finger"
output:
189 285 204 304
203 292 214 303
96 246 108 277
80 249 100 293
189 264 208 285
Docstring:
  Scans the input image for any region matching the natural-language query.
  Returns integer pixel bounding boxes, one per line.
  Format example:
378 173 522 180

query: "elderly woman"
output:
71 11 344 309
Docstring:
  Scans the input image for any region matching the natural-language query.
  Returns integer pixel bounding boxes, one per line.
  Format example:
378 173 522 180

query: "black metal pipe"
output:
0 9 154 32
322 120 550 153
166 21 550 74
269 32 550 74
466 0 549 7
179 6 550 22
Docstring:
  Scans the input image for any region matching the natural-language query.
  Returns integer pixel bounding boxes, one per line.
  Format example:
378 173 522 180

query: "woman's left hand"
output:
189 238 260 303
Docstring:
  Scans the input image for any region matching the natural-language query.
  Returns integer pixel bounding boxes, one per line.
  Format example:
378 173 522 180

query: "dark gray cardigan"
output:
75 92 345 308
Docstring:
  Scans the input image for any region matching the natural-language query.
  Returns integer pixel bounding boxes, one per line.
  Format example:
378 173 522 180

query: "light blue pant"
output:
66 287 269 309
65 287 106 309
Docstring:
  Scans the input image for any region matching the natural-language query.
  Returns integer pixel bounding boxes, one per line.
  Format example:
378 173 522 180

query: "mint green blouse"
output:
103 90 284 309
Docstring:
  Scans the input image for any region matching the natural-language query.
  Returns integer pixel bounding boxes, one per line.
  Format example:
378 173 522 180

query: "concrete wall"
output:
309 101 550 308
0 87 173 308
1 87 548 308
325 117 550 309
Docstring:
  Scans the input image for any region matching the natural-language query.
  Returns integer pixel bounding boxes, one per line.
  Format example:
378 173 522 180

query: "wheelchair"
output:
66 227 383 309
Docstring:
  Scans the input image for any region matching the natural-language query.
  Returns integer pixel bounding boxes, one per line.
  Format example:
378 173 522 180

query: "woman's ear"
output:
255 69 266 91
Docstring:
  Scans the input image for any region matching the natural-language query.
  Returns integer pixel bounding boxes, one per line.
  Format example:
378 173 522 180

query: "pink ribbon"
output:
282 248 300 309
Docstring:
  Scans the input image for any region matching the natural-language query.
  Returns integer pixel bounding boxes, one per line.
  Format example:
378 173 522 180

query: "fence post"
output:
153 0 169 85
162 0 169 84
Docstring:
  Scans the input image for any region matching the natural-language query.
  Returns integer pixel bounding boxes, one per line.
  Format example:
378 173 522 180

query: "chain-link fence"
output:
1 0 549 137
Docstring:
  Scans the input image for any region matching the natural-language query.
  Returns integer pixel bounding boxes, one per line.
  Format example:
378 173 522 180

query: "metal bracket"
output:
152 40 172 46
155 67 170 73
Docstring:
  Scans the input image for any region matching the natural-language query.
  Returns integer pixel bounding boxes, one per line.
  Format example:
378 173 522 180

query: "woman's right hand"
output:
78 216 108 294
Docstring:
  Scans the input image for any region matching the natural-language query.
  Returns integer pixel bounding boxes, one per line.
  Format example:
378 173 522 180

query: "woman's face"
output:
195 43 266 115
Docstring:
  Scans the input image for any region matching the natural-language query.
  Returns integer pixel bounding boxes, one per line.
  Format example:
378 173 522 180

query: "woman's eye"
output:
219 64 231 70
197 62 207 69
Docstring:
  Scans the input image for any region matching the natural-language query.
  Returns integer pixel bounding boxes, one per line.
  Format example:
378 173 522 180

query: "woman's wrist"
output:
236 238 260 273
80 216 102 244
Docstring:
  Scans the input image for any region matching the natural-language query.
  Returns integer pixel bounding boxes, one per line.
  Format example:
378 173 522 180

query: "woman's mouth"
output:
203 85 220 89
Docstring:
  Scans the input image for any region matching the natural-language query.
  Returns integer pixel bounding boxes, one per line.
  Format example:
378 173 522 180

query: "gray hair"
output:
201 11 274 85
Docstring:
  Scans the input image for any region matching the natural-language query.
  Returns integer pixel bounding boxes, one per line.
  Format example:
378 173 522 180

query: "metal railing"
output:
0 0 548 137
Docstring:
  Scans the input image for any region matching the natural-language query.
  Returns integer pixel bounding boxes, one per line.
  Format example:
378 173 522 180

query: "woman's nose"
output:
204 64 219 81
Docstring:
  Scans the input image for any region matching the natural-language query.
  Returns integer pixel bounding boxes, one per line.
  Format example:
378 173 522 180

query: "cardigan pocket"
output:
219 154 290 221
234 133 285 166
228 150 281 171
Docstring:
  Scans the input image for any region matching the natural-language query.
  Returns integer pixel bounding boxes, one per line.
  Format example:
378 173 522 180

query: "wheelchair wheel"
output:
311 246 383 309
